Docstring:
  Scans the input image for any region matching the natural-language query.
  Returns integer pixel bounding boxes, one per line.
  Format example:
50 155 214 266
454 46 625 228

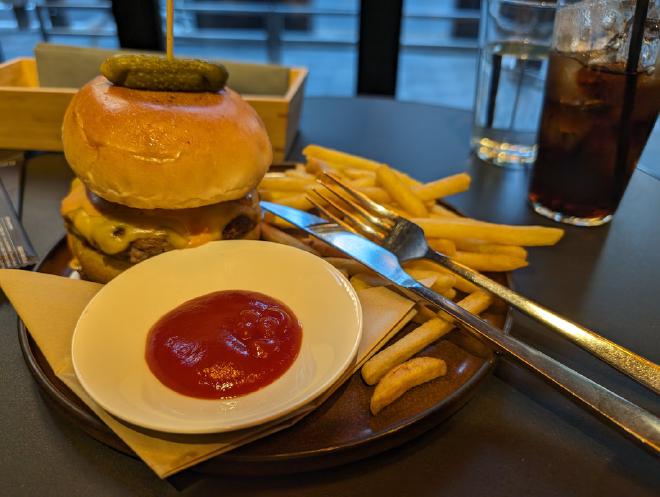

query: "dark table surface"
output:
1 97 658 497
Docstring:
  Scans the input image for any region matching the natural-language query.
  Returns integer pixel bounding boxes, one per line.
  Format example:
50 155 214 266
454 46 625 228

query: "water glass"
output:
472 0 556 167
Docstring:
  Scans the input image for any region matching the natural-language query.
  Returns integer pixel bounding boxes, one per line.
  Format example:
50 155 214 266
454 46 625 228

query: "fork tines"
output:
306 173 397 241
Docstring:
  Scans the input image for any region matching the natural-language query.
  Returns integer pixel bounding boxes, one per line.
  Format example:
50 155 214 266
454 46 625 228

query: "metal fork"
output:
307 173 660 396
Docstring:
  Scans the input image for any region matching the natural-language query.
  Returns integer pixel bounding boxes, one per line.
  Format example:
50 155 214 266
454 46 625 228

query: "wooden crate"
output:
0 58 307 162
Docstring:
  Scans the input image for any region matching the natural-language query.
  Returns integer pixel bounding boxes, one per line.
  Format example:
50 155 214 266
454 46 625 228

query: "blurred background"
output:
0 0 482 109
0 0 657 164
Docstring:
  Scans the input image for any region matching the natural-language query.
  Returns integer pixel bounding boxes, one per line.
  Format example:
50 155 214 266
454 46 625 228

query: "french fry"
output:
402 259 432 272
404 260 480 293
411 303 438 324
427 238 457 256
453 251 528 272
305 157 335 174
263 212 296 230
259 175 314 192
417 276 438 288
395 170 422 188
303 145 381 171
260 223 320 255
413 173 471 201
406 269 455 291
302 146 420 187
284 167 314 179
443 272 478 293
370 357 447 415
434 290 494 325
376 165 429 217
272 193 313 211
430 204 461 218
349 176 376 188
382 203 412 219
343 168 376 180
413 217 564 246
411 313 428 325
258 190 274 201
354 186 392 204
438 287 457 300
361 291 492 385
453 239 528 259
263 190 309 201
411 261 480 293
361 317 454 385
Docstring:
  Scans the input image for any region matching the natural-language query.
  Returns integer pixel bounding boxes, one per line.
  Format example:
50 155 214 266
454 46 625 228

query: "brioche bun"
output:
62 76 272 209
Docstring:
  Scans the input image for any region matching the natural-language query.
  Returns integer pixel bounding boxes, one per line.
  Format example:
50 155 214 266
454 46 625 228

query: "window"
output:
0 1 359 96
398 0 480 109
1 0 482 105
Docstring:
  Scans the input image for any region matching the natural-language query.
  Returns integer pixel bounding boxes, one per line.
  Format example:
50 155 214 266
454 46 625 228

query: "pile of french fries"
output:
258 145 564 416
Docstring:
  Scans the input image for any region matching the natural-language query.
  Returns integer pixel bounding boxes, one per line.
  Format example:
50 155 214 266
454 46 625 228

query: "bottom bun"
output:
67 222 261 284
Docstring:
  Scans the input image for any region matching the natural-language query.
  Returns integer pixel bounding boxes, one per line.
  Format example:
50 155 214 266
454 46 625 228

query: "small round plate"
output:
71 240 363 435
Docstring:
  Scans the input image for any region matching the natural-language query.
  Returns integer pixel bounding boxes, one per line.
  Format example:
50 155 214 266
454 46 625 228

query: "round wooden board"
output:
18 237 512 476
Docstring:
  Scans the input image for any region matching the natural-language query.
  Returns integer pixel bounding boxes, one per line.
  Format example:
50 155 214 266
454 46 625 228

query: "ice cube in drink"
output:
529 49 660 225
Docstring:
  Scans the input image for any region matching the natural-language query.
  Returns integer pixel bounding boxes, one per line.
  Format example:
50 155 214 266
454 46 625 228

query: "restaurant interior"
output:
0 1 658 496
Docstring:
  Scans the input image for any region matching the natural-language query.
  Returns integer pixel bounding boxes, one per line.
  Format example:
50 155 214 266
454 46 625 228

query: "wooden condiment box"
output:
0 57 307 162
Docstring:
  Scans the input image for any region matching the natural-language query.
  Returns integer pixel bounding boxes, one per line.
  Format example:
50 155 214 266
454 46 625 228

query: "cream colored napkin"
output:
0 269 414 478
34 43 291 96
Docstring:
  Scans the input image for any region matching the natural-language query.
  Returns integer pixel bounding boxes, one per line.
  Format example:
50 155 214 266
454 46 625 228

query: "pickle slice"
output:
100 54 228 92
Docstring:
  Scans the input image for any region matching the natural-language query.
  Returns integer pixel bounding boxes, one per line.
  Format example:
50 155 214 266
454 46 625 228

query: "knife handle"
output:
425 249 660 395
410 284 660 454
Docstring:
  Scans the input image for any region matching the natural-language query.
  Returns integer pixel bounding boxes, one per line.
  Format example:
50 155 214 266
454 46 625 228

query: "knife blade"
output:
260 200 660 453
261 201 420 290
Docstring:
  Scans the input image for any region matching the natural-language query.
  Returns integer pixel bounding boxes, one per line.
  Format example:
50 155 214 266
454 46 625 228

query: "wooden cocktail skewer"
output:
166 0 174 60
100 0 227 91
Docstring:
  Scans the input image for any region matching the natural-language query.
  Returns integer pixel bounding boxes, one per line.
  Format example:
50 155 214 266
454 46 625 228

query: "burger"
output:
60 75 272 283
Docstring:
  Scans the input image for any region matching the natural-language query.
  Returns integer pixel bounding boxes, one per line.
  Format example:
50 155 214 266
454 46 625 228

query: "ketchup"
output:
145 290 302 399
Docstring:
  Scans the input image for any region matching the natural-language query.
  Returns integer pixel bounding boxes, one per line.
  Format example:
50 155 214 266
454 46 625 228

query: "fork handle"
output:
409 284 660 454
425 249 660 395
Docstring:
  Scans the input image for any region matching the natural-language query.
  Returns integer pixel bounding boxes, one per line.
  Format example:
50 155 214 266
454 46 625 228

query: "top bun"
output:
62 76 272 209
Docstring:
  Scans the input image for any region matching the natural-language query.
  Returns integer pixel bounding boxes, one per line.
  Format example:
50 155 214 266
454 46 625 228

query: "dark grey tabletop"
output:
1 97 658 497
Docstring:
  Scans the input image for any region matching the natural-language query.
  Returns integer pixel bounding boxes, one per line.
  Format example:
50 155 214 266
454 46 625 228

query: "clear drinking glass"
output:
472 0 557 167
529 0 660 226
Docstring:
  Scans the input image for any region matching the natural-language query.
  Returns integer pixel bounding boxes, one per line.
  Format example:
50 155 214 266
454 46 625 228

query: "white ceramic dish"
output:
71 241 362 434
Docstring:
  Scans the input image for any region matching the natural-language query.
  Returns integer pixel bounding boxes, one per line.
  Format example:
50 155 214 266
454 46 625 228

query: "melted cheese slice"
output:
61 178 258 255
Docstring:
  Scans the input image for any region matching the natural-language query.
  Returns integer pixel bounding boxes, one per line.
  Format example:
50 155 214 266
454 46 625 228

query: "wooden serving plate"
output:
18 237 512 476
